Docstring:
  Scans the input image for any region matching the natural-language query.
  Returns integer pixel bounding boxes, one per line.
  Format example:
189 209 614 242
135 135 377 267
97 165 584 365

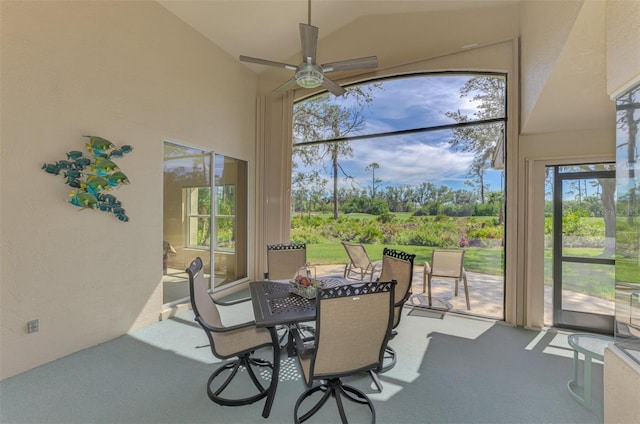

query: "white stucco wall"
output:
0 1 258 379
519 0 583 130
606 0 640 97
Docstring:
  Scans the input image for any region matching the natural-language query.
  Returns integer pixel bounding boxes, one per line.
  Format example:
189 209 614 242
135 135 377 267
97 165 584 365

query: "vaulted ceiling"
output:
158 0 614 135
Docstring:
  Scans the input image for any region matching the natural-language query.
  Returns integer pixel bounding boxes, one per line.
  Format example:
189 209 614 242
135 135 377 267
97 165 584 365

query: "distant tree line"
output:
292 181 504 219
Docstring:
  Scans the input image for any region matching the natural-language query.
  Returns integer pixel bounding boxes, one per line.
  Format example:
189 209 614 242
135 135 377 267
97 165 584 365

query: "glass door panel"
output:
163 142 211 304
614 82 640 362
163 143 248 305
212 154 247 286
552 164 615 333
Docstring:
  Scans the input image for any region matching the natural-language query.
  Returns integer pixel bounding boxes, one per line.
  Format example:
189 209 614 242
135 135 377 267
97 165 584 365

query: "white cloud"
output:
348 139 474 188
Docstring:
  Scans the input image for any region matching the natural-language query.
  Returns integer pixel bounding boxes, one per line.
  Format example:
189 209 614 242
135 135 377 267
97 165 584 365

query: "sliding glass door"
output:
550 163 615 333
163 142 248 304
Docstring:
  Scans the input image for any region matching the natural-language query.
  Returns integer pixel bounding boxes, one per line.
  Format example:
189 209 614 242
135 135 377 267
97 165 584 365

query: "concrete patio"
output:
314 263 615 325
164 262 614 325
314 263 505 320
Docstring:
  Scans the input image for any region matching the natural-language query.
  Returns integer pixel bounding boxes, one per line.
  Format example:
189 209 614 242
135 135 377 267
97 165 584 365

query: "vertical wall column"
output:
256 92 294 278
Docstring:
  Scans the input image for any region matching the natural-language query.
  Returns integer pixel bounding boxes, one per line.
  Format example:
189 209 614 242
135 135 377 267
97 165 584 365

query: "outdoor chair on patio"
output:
342 241 381 282
187 257 280 418
376 248 415 382
291 281 396 423
423 249 470 310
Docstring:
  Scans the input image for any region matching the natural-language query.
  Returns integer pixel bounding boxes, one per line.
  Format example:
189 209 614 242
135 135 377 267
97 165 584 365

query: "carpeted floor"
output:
0 306 603 424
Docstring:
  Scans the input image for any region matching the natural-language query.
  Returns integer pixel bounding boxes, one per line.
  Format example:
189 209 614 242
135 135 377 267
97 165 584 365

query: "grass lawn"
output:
307 243 504 276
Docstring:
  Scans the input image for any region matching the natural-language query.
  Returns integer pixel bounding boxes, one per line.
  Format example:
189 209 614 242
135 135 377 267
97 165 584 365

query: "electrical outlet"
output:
27 319 39 334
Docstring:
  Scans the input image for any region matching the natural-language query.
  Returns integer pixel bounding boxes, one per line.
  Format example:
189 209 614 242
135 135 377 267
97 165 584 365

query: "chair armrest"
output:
424 262 431 275
212 295 251 306
195 316 258 333
291 326 316 357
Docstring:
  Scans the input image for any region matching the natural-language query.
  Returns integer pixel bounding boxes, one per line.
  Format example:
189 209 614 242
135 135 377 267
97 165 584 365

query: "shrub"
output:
376 212 396 223
357 223 383 244
290 228 324 244
412 207 430 217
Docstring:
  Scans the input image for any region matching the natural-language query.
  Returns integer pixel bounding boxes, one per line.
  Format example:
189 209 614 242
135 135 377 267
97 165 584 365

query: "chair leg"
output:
454 279 459 296
369 369 383 392
463 274 471 310
207 354 272 407
294 379 375 424
380 345 397 373
295 383 334 423
427 275 433 306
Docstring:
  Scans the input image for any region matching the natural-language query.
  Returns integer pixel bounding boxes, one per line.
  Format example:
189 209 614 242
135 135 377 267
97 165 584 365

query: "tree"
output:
486 190 505 224
293 84 382 219
465 159 488 203
292 169 327 217
594 167 616 255
365 162 382 199
445 76 505 204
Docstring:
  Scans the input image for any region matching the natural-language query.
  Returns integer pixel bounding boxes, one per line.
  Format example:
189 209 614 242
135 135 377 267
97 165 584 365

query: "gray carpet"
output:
408 308 445 319
0 307 602 424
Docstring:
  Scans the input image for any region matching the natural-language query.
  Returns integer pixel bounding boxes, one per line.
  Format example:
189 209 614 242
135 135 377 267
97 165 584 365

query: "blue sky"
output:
294 74 505 196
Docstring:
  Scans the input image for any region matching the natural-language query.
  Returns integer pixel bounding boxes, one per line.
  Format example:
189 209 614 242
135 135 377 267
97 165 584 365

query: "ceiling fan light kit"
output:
239 0 378 96
295 63 324 88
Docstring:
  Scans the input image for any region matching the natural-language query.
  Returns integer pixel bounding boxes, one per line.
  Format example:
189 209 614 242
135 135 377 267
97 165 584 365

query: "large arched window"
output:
291 73 506 320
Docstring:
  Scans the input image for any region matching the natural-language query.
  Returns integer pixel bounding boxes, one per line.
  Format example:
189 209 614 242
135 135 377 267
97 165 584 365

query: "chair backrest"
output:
266 243 306 280
431 249 465 278
186 257 232 357
379 248 415 328
310 281 395 380
341 241 373 269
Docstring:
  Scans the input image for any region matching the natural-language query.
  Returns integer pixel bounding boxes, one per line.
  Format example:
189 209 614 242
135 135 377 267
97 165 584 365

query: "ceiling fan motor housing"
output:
295 63 323 88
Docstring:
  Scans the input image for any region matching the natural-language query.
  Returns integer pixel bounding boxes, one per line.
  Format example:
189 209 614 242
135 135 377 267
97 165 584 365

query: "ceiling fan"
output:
239 0 378 97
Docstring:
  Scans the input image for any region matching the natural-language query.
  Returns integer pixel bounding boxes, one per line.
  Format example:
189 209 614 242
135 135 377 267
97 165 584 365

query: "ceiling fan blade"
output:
299 23 318 64
273 77 300 94
321 56 379 73
321 76 346 97
239 55 297 71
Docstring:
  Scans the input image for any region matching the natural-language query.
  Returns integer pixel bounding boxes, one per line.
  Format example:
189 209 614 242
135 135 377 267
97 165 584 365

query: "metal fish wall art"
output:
42 135 133 222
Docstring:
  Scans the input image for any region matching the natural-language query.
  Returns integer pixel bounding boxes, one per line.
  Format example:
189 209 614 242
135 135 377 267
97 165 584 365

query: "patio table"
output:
250 278 347 355
250 280 313 328
567 333 614 409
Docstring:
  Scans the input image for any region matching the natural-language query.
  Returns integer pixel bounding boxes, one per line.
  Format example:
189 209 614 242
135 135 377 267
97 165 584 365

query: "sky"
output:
293 74 505 197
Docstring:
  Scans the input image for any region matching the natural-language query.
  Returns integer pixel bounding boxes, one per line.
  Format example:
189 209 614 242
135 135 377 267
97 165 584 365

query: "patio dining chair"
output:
266 242 314 351
423 249 470 310
291 281 396 423
370 247 415 391
342 241 381 282
187 257 280 418
266 242 307 280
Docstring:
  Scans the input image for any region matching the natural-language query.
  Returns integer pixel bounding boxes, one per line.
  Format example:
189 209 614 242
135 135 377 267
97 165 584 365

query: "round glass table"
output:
567 333 614 409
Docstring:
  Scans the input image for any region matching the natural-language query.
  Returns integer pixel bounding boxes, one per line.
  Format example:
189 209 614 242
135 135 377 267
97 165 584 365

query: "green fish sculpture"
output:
107 171 130 188
92 157 120 177
84 135 115 157
68 190 98 209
